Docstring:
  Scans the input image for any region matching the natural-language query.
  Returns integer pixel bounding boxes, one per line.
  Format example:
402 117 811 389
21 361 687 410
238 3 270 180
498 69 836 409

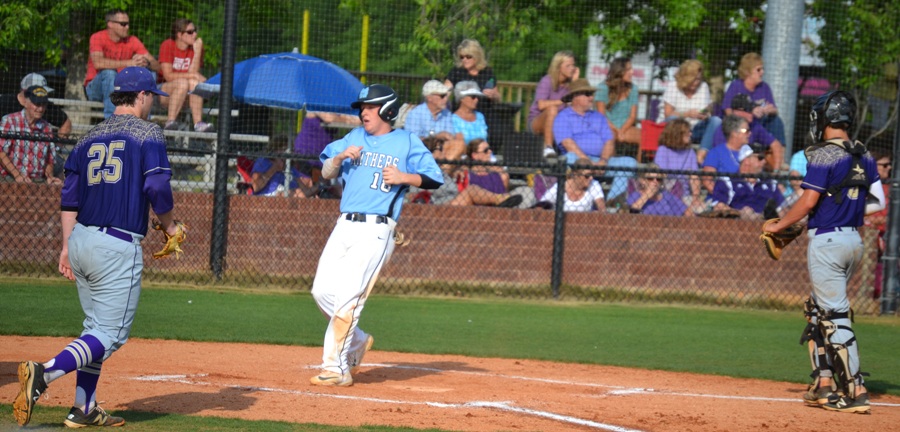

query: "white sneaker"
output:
349 335 374 375
543 147 557 158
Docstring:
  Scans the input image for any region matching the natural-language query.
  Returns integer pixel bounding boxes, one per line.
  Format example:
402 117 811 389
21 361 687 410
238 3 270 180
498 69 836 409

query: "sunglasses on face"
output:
479 147 492 153
183 29 197 35
643 177 663 182
431 93 448 99
459 54 474 60
110 20 130 27
738 128 750 134
878 162 892 167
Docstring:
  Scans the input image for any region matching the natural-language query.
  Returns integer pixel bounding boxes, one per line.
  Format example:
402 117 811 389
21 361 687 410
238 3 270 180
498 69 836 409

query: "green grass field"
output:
2 277 899 430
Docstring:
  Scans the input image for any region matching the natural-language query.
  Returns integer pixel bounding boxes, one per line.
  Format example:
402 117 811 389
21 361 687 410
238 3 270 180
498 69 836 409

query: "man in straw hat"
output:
552 78 638 200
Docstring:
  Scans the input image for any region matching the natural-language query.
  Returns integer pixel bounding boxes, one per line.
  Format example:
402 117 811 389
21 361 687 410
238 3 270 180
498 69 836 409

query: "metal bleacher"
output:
51 97 267 192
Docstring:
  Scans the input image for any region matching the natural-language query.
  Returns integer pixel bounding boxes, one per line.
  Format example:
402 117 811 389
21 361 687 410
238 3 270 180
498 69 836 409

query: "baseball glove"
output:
151 219 187 259
760 218 804 260
393 231 411 247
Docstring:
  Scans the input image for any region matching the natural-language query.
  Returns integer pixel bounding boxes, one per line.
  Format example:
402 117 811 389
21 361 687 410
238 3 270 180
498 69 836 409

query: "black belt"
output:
814 226 857 236
345 213 389 224
98 226 134 243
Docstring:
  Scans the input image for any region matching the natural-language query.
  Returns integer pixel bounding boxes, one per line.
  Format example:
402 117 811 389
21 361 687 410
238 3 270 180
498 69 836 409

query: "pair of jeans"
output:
85 69 117 118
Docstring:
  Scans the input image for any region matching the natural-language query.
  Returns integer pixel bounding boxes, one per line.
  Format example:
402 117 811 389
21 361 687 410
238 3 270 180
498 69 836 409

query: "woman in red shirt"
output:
158 18 212 132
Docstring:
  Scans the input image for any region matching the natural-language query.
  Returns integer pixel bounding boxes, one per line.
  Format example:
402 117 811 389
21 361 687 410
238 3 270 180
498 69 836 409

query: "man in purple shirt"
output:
764 91 884 414
711 94 784 171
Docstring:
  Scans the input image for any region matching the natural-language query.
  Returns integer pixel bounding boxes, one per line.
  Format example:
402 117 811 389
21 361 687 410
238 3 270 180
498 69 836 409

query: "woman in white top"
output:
658 59 721 158
538 157 605 212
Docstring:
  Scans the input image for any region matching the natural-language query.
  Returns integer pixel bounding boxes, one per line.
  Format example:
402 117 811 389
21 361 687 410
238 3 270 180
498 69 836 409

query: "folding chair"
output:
639 120 666 163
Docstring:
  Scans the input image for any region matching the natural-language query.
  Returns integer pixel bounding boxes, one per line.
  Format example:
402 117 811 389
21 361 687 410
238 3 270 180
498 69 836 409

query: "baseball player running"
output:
13 67 183 427
309 84 443 386
764 91 884 414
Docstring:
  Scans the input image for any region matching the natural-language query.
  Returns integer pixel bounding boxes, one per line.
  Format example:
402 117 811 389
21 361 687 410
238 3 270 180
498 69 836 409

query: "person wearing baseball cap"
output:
0 84 62 185
402 80 465 160
0 73 71 137
109 66 168 121
707 143 782 220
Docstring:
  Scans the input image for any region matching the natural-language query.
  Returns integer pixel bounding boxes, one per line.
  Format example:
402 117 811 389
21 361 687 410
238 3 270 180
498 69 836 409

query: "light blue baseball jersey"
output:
320 127 442 221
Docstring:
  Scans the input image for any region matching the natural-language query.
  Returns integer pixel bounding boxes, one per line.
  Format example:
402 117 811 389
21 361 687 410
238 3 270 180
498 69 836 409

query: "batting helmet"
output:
351 84 401 123
809 90 856 142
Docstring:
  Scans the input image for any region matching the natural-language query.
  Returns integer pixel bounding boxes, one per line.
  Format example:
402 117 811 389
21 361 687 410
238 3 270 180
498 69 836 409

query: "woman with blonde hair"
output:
444 39 500 105
722 52 785 143
595 57 641 146
528 51 580 157
658 59 721 153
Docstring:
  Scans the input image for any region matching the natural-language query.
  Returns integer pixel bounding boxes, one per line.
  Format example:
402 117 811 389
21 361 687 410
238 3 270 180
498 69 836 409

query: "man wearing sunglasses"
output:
403 80 465 160
85 9 159 118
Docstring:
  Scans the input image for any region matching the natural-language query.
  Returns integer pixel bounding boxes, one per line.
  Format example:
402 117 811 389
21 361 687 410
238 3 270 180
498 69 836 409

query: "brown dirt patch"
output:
3 336 900 431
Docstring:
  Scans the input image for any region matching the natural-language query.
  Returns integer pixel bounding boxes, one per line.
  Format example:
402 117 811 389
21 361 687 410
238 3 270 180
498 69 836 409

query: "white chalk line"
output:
316 362 900 408
133 374 643 432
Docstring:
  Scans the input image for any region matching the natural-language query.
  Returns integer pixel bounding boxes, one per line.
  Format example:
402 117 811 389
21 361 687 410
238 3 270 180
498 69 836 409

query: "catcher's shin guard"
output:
819 312 866 398
800 298 832 378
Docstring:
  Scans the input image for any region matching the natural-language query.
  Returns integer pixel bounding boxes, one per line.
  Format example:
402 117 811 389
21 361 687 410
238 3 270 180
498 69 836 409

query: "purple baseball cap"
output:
113 66 169 96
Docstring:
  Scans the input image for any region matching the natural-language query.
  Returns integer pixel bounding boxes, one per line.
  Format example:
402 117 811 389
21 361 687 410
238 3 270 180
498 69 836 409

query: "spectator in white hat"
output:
0 73 71 137
403 80 465 160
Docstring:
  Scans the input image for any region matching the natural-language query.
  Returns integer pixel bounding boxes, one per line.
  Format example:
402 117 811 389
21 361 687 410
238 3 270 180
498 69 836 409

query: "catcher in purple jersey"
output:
12 67 183 428
764 91 884 414
309 84 443 387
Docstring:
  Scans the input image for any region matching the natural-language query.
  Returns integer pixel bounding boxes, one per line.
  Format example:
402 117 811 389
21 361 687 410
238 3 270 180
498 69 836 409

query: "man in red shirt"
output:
0 85 61 184
158 18 213 132
84 9 158 118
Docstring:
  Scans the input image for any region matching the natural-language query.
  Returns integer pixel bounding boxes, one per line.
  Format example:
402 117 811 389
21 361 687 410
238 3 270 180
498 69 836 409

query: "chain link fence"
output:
1 1 898 314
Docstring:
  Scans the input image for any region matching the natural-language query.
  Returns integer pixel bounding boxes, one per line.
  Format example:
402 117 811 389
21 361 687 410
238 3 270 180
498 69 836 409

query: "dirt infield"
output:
3 336 900 431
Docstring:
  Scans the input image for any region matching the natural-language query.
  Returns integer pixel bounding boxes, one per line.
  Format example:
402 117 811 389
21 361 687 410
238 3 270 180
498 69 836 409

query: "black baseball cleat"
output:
822 393 871 414
63 405 126 428
498 194 523 208
13 360 48 426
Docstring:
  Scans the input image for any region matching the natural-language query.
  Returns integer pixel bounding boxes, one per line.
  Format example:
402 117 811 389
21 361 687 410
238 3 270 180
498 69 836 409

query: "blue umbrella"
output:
195 52 364 115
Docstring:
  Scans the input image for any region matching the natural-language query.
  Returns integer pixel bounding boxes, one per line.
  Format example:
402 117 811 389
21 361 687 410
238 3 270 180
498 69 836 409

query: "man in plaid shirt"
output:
0 85 61 185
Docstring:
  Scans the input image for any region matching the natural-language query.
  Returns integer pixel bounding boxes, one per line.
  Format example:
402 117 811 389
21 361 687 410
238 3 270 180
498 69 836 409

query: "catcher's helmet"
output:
351 84 401 123
809 90 856 142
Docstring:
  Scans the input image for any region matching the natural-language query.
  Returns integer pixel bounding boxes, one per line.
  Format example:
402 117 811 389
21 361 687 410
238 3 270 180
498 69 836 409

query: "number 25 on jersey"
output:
87 141 125 185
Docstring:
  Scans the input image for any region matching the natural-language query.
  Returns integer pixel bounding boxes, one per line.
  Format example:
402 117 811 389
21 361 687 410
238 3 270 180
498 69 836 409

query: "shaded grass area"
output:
3 277 899 393
0 404 445 431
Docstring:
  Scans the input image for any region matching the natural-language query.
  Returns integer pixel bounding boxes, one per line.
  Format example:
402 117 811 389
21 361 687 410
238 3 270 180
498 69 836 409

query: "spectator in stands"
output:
865 150 892 300
444 39 501 108
0 85 61 185
722 52 786 144
537 157 605 212
528 51 580 158
404 80 466 160
712 93 784 171
553 78 637 201
450 138 526 208
657 59 720 158
85 9 159 118
595 57 641 146
708 144 783 220
158 18 212 132
627 164 689 216
0 73 71 137
702 115 750 192
452 81 489 146
251 135 316 198
653 119 704 213
407 136 461 205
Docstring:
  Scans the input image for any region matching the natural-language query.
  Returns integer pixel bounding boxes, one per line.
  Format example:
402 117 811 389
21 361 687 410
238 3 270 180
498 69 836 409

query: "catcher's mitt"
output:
151 219 187 259
760 218 804 260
